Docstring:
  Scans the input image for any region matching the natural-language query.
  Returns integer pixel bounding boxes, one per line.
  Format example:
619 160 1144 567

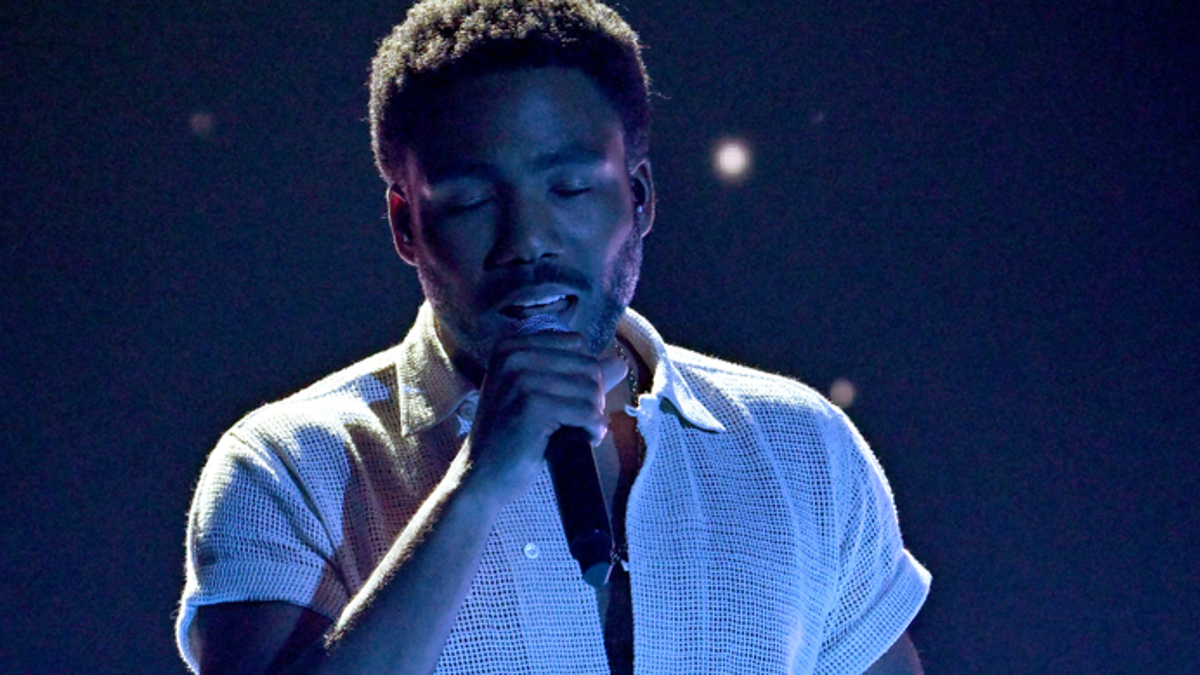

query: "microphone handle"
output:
544 425 614 588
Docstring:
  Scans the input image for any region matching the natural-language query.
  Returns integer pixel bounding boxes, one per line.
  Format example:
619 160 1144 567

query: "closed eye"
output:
443 195 494 215
551 184 592 198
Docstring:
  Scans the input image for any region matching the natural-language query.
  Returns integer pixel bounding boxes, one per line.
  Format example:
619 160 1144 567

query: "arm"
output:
815 405 932 674
190 442 511 675
863 632 924 675
190 331 627 675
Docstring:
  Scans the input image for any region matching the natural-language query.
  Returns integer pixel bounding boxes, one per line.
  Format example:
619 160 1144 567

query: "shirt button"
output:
523 543 540 560
458 397 477 420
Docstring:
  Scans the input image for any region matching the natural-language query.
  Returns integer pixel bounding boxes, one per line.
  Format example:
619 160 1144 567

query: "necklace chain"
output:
613 340 640 409
611 339 645 565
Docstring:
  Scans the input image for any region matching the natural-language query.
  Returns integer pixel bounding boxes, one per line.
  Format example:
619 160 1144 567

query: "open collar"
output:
394 303 477 438
394 303 727 437
619 308 727 433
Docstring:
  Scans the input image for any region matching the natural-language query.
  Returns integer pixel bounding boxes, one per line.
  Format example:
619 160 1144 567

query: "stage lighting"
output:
714 138 751 183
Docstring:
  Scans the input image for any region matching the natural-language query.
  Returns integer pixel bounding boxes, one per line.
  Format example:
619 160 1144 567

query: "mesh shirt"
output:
176 304 930 674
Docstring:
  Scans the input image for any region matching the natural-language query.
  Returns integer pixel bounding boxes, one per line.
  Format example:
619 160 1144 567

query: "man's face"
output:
392 66 654 376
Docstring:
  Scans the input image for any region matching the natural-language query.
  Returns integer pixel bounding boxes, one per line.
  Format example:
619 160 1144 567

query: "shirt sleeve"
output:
174 428 351 673
813 407 931 675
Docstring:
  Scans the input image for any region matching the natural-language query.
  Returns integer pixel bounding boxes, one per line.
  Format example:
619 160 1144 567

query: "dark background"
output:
3 1 1197 672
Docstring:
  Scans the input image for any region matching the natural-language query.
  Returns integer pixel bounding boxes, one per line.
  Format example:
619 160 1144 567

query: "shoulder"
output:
224 345 402 450
185 348 409 593
661 344 886 499
192 345 405 503
664 343 842 425
622 308 833 421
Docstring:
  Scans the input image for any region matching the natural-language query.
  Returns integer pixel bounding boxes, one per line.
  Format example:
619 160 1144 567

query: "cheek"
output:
597 214 639 264
576 189 636 257
412 243 483 306
416 223 490 278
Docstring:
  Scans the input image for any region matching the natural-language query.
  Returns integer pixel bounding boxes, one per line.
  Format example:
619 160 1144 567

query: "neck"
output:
432 317 488 387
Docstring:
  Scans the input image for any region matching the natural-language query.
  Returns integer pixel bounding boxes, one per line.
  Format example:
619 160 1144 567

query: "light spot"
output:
189 112 215 138
456 414 473 438
713 138 751 182
830 378 857 408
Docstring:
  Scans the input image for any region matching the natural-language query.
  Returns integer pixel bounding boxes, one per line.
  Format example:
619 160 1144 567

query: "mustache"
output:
481 262 592 307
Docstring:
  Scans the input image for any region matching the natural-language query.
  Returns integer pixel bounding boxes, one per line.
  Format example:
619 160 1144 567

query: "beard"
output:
417 225 644 373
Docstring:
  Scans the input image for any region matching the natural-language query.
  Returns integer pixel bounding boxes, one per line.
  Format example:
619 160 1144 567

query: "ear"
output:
387 184 418 266
629 159 655 238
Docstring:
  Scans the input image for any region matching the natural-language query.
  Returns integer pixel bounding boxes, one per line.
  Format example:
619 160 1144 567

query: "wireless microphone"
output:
514 315 614 588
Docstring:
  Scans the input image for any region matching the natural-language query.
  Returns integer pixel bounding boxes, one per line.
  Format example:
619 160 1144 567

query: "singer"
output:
176 1 930 673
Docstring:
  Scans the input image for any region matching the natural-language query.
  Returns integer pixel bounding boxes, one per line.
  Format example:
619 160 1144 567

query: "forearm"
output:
862 632 923 675
303 451 507 675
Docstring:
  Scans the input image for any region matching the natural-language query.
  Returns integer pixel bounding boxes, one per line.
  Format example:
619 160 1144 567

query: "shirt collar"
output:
394 302 727 437
395 303 477 437
618 308 726 433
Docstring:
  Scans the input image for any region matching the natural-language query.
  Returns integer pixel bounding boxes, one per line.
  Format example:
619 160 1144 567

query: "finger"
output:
501 369 605 412
600 354 630 395
497 330 590 354
530 392 609 446
490 348 609 399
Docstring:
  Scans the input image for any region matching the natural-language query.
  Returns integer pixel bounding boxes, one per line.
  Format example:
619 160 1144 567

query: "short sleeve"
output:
174 429 351 673
814 408 931 675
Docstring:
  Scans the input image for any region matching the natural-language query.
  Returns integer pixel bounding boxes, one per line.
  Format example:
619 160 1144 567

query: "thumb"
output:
601 353 631 395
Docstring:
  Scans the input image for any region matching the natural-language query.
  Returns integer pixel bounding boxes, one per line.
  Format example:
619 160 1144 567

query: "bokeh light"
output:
829 378 857 408
189 111 215 138
713 138 751 182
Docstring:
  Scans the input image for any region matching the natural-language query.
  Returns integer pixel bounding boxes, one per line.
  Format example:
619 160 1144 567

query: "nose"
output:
485 190 563 268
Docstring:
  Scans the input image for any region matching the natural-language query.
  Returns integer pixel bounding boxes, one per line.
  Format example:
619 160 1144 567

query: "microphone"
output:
514 315 614 588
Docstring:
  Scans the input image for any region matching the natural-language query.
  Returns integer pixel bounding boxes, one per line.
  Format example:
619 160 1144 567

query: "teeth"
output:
516 294 566 309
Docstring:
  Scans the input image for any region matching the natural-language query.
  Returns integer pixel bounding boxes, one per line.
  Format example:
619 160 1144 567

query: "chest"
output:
591 407 642 669
430 408 835 673
593 411 641 527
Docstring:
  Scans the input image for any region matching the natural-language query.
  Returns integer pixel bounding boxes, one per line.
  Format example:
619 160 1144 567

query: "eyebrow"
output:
528 144 607 172
422 143 609 185
423 160 492 184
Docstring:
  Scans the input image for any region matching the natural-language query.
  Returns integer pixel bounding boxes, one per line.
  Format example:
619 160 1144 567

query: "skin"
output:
395 68 652 384
189 66 923 675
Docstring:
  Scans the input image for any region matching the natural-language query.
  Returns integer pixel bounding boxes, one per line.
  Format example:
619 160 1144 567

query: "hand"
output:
463 330 629 506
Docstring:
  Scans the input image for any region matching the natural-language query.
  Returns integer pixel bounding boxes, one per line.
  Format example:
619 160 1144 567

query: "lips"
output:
497 286 577 320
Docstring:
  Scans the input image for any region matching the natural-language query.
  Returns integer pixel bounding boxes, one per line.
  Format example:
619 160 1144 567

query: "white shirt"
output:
177 303 930 674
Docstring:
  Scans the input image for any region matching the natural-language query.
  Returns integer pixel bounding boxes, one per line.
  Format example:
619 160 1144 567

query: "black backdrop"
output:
3 1 1197 673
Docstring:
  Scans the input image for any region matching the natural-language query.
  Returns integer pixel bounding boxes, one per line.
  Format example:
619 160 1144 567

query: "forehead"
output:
406 67 626 180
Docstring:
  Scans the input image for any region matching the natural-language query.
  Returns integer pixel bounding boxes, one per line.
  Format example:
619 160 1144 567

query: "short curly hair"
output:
369 0 652 187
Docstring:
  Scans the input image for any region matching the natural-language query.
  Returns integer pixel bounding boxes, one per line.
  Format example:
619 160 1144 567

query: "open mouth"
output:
500 293 576 319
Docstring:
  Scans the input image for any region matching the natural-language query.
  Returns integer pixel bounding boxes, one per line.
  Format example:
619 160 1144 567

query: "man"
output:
176 1 931 673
